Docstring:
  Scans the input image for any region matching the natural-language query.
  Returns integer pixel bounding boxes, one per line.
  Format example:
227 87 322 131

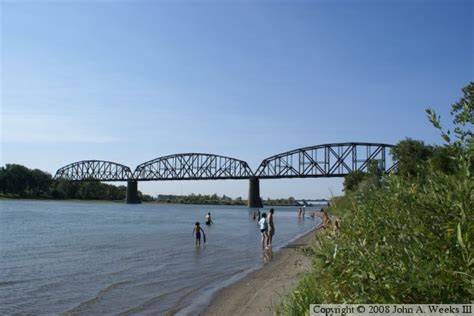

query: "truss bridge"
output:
54 142 397 206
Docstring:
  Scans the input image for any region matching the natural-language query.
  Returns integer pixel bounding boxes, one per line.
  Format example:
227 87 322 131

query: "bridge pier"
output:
126 180 141 204
248 177 263 208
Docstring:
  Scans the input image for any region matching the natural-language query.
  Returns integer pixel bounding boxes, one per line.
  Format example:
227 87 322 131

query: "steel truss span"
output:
54 160 133 182
255 142 397 179
133 153 254 181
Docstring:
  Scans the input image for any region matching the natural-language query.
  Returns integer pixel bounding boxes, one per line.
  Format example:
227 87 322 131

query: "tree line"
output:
155 194 299 206
157 193 245 205
0 165 151 201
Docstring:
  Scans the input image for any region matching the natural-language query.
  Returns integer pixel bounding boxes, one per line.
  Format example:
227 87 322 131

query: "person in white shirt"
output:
258 213 269 249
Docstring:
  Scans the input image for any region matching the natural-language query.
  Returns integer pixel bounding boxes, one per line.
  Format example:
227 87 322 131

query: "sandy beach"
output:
200 224 321 316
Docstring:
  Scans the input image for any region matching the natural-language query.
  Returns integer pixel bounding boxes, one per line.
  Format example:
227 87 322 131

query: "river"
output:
0 200 321 315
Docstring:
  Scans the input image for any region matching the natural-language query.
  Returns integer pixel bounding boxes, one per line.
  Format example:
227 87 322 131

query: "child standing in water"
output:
258 213 269 249
205 212 213 225
192 222 206 246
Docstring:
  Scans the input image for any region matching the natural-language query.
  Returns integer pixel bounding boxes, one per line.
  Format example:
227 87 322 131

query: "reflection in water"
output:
263 247 273 264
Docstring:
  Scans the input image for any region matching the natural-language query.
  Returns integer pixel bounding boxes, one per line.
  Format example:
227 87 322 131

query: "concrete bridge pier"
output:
248 177 263 208
126 180 141 204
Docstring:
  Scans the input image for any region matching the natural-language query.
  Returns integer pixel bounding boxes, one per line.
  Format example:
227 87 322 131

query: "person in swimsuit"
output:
267 209 275 248
258 213 268 249
205 212 213 225
334 217 341 233
322 210 331 229
192 222 206 246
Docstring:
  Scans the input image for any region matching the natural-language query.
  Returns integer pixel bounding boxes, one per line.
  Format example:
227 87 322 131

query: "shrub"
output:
281 83 473 314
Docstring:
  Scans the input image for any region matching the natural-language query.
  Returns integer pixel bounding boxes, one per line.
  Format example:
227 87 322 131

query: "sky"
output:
1 0 472 199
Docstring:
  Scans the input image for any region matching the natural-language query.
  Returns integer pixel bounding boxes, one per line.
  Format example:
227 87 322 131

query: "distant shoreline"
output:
0 196 326 207
0 196 124 203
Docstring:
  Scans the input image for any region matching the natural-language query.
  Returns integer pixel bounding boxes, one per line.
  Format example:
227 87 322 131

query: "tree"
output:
430 145 461 174
343 160 383 192
53 180 80 198
288 196 295 205
390 139 433 177
3 164 30 195
0 167 6 194
343 170 367 192
29 169 52 195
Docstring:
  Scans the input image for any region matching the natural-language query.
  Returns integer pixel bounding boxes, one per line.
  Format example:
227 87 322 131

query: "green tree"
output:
288 196 295 205
430 145 461 174
343 160 383 193
3 164 30 195
343 170 367 192
0 167 6 194
29 169 52 195
390 138 433 177
53 180 80 198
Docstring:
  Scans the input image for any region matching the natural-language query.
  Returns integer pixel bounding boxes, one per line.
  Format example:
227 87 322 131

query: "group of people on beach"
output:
298 207 342 233
192 212 214 246
318 208 341 232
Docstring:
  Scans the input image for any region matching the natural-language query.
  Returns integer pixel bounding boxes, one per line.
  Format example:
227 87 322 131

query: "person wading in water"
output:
267 209 275 248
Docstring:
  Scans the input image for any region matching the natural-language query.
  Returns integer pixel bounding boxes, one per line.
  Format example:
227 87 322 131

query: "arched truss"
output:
54 160 133 181
256 142 397 179
133 153 254 180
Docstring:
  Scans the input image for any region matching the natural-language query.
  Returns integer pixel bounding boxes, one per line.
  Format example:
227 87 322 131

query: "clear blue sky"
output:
1 0 472 199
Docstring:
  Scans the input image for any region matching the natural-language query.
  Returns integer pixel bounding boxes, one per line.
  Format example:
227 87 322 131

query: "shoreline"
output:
0 197 327 207
199 223 322 316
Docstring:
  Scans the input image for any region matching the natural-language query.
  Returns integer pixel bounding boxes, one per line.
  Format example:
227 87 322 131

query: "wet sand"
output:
200 224 321 316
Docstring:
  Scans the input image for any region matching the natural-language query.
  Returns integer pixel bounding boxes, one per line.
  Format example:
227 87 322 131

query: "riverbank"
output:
200 223 322 316
0 195 314 207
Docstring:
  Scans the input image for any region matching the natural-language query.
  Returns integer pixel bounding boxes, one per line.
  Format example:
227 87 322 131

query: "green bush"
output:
281 83 473 314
